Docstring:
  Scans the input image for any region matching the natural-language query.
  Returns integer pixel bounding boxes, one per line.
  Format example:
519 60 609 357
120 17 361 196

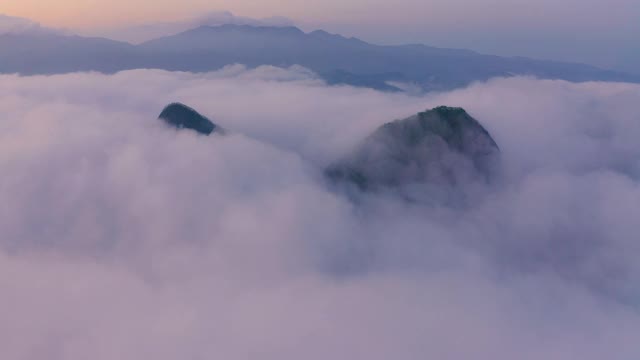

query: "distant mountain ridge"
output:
1 22 639 91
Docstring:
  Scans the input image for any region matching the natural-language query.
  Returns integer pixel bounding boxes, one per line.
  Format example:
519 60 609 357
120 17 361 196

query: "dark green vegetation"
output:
158 103 221 135
326 106 500 191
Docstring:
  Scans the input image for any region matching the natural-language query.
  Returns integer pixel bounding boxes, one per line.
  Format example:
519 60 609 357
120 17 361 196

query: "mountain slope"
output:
0 33 140 74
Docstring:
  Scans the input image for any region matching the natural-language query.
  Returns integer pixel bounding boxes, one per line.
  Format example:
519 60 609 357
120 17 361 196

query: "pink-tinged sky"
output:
1 0 638 30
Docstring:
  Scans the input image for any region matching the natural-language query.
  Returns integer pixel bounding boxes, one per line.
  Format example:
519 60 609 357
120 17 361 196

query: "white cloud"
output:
93 11 296 43
0 14 63 35
0 67 639 359
0 14 39 34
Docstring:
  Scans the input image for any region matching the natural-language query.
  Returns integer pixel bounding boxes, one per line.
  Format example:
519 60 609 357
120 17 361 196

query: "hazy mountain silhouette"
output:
0 33 141 74
1 22 639 91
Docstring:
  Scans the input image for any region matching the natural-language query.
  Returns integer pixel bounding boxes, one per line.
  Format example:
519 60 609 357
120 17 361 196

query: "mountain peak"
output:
192 23 304 36
326 106 500 193
158 103 223 135
310 29 335 38
428 106 468 117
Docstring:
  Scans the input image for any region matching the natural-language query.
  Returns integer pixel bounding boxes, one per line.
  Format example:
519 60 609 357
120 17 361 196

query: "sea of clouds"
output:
1 66 639 359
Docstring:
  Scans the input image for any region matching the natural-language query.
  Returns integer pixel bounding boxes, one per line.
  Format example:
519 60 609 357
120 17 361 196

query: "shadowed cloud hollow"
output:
0 67 639 359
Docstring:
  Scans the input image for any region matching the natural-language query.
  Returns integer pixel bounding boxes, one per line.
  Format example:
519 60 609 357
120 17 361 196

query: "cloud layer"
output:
1 67 639 359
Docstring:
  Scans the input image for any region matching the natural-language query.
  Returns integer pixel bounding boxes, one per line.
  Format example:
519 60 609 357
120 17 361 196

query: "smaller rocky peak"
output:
158 103 223 135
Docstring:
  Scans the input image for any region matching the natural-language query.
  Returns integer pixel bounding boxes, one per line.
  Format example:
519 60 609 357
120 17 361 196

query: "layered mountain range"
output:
2 21 639 91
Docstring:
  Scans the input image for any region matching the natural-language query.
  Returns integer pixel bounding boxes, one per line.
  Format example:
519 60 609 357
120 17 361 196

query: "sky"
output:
2 0 637 30
1 0 639 73
1 67 640 358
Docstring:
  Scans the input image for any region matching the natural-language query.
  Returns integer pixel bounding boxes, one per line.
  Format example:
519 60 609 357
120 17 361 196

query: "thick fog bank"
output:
1 67 639 359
